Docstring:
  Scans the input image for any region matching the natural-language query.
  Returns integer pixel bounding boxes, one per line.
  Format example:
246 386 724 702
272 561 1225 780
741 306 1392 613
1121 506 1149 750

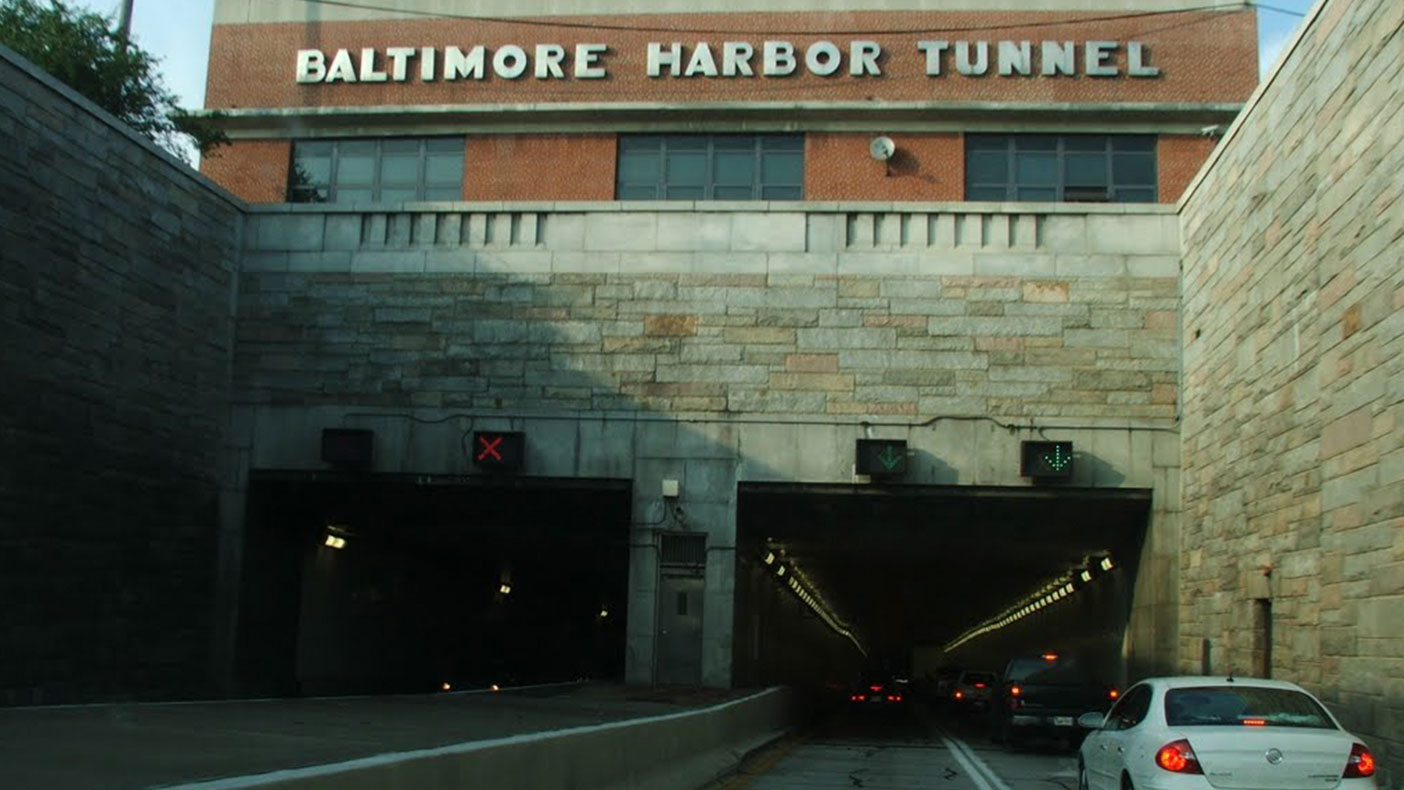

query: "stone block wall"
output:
0 46 243 703
1179 0 1404 780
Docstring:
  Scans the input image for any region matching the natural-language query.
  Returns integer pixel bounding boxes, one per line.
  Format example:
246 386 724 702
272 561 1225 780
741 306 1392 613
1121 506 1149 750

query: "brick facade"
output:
0 48 242 704
1179 0 1404 781
465 134 616 201
806 133 963 202
201 139 292 203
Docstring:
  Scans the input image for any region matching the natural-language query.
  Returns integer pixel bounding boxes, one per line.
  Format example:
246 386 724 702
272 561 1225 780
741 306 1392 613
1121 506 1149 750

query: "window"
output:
616 135 803 200
965 135 1157 203
1104 684 1152 731
289 138 464 203
1164 687 1335 729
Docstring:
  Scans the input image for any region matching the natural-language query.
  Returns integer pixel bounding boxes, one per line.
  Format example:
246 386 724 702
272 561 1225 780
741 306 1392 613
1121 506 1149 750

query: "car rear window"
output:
1164 687 1336 728
962 673 996 685
1005 656 1098 684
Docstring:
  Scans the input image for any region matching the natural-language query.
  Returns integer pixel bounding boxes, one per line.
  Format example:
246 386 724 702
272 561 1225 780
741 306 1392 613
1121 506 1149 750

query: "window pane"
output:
425 137 464 153
761 135 803 151
715 185 756 200
713 135 752 150
761 185 802 200
761 151 803 184
337 154 375 184
619 150 660 184
1113 136 1156 153
1113 154 1156 185
1114 188 1157 203
289 186 329 203
965 135 1007 152
966 185 1007 201
665 135 707 151
1064 135 1107 152
1016 152 1057 184
714 150 756 186
1015 136 1058 152
1065 153 1108 185
425 153 463 185
379 155 419 184
620 135 662 153
292 151 332 184
423 186 460 201
617 184 659 200
665 151 706 186
664 185 704 199
380 188 417 203
966 151 1008 184
1017 187 1057 201
336 188 373 204
381 139 419 155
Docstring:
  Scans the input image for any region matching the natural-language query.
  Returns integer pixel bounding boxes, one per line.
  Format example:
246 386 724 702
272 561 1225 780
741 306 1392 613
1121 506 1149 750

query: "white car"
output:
1077 676 1377 790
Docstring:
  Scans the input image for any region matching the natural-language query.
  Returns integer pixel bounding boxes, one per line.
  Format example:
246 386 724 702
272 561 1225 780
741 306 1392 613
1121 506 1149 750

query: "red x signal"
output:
476 435 504 461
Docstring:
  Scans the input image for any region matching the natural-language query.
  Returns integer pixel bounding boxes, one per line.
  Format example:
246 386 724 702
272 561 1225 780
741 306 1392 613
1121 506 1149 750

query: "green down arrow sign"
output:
856 439 908 477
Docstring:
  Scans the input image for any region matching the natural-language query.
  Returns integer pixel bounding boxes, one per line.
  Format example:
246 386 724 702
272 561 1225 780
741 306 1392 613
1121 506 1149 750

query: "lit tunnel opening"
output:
733 483 1149 696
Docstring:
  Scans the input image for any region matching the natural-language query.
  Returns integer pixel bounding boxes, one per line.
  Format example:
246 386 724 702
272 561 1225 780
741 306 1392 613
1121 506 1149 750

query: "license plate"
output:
1054 716 1075 727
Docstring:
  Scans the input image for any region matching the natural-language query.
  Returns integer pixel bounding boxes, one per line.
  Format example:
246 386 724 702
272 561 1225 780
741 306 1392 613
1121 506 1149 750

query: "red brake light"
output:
1042 653 1059 661
1344 743 1376 778
1156 740 1203 774
1241 718 1267 727
1010 685 1022 696
975 683 987 689
1108 688 1119 700
870 685 883 692
954 690 964 700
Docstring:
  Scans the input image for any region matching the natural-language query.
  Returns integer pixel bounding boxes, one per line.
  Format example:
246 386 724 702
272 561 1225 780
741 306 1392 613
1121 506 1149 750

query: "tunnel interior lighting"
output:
323 535 347 549
1100 557 1115 572
761 550 865 657
498 584 512 595
1081 570 1093 582
942 554 1118 653
763 551 776 565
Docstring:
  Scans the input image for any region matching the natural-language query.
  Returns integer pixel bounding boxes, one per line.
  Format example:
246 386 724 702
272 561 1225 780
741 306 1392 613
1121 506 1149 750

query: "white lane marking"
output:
940 734 1014 790
149 687 785 790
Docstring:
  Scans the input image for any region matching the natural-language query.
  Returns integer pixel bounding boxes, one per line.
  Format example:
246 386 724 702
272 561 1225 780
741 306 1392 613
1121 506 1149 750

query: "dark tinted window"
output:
965 135 1157 203
617 134 803 200
1105 684 1152 730
1164 687 1336 729
1004 655 1099 684
289 137 464 203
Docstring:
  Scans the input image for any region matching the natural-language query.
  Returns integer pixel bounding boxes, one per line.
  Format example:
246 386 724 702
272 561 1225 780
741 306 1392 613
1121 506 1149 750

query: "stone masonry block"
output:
733 213 805 252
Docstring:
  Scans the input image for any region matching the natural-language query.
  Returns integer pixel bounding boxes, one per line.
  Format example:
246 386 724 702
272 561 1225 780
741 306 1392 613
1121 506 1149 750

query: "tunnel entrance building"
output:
233 472 631 697
733 483 1151 690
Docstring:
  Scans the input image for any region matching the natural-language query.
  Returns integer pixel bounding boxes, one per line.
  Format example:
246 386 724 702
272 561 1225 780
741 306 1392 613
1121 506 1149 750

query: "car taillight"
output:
870 685 883 692
1010 685 1021 696
975 683 986 689
1156 740 1203 775
954 690 964 700
1108 688 1119 700
1344 743 1376 779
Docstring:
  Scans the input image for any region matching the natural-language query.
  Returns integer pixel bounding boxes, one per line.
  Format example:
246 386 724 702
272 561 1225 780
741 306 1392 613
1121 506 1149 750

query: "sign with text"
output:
472 431 525 472
856 439 908 478
295 39 1162 84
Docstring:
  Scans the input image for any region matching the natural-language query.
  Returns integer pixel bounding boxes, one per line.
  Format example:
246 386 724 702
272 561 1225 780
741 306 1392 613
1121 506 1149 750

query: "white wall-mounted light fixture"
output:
498 583 512 595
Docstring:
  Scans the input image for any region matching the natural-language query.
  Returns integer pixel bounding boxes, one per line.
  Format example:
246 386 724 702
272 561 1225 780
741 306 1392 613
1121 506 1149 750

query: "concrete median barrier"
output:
161 687 792 790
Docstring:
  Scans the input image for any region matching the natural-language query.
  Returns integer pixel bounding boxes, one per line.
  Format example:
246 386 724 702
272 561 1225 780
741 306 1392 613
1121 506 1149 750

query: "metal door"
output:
656 574 703 684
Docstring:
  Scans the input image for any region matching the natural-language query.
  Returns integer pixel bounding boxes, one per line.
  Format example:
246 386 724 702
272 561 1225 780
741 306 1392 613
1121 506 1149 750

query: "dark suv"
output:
990 652 1118 749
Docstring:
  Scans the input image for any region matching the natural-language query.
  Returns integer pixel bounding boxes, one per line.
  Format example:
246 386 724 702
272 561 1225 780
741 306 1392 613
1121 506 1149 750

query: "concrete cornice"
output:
203 100 1245 139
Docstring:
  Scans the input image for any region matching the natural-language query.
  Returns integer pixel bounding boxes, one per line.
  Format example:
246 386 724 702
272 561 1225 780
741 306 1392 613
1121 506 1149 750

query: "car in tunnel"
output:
847 669 907 707
991 652 1118 748
1076 677 1378 790
950 669 998 713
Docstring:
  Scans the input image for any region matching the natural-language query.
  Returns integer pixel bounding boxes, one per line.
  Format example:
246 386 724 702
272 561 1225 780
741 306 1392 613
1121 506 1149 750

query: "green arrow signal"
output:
878 446 903 471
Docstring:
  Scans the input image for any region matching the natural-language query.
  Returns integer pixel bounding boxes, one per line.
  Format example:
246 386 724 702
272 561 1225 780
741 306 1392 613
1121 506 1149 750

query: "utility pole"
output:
116 0 135 43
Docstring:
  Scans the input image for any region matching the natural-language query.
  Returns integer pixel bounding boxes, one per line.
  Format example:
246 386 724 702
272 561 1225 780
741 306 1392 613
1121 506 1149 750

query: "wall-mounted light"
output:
775 564 788 578
599 607 610 619
323 535 347 549
498 584 512 595
763 551 776 566
1100 556 1115 572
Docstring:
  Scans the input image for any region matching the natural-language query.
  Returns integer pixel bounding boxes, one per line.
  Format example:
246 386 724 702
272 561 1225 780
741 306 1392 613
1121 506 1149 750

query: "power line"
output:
1250 2 1307 17
291 0 1255 36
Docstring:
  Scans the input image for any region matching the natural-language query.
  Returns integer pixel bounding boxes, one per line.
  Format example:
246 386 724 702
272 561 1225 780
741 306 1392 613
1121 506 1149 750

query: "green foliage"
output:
0 0 226 159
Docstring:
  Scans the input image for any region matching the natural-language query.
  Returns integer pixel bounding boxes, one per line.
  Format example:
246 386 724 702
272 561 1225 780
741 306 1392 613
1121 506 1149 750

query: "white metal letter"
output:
575 43 607 78
955 41 988 76
763 41 796 76
997 41 1032 76
421 47 436 81
648 42 682 77
385 47 416 81
325 49 357 83
493 45 528 79
805 41 842 76
443 46 486 80
850 40 881 76
917 41 949 76
358 48 388 82
1128 42 1161 77
295 49 326 83
685 42 719 77
1085 41 1118 77
722 41 754 77
1040 41 1075 76
535 44 565 78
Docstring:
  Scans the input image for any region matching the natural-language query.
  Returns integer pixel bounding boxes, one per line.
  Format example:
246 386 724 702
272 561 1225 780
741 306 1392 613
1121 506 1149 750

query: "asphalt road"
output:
715 700 1083 790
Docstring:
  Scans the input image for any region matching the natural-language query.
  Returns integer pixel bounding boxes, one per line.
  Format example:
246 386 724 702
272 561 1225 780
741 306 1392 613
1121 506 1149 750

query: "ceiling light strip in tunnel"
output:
942 555 1115 653
766 550 867 657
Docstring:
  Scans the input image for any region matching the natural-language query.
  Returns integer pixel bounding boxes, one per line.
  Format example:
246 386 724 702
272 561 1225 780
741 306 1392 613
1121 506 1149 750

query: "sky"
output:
72 0 1318 112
